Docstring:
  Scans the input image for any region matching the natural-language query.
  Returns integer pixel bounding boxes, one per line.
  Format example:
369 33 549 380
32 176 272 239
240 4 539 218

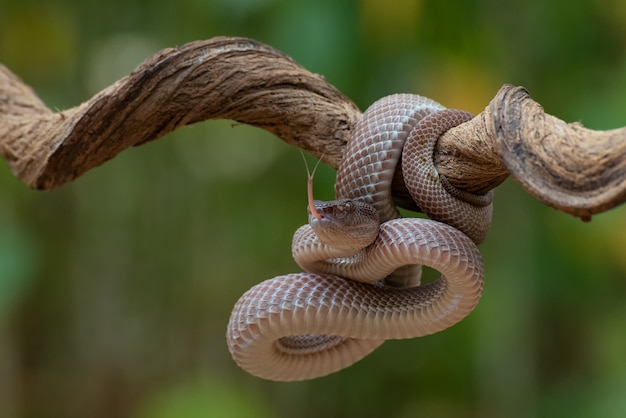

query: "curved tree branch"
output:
436 85 626 220
1 36 625 220
490 85 626 220
0 37 359 189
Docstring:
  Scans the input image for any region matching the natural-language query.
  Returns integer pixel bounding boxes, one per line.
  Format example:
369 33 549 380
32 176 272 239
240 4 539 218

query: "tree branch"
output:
0 37 359 189
1 36 625 220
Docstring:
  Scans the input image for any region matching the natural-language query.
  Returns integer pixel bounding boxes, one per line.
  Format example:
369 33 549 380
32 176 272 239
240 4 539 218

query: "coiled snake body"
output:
227 94 493 381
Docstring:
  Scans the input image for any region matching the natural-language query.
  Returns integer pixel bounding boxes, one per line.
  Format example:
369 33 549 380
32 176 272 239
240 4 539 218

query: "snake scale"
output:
227 94 493 381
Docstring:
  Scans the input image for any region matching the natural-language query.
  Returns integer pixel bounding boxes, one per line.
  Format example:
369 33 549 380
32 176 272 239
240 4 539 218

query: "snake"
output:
227 94 493 381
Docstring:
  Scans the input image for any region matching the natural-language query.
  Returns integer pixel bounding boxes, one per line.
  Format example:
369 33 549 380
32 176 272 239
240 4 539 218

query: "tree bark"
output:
1 36 625 220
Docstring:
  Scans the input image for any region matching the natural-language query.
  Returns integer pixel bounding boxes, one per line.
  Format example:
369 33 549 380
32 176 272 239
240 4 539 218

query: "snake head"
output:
301 152 379 250
308 198 380 250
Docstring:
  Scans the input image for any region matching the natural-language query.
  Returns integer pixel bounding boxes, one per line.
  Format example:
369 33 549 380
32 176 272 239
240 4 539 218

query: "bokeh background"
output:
1 0 626 417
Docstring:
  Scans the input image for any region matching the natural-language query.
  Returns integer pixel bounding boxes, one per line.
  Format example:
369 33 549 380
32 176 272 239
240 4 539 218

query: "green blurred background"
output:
1 0 626 417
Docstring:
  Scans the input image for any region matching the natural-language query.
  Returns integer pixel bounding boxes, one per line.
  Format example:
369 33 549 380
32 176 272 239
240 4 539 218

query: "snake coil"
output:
227 94 493 381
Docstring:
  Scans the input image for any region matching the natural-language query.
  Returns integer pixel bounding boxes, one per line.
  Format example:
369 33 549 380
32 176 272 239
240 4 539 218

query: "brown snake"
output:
227 94 493 381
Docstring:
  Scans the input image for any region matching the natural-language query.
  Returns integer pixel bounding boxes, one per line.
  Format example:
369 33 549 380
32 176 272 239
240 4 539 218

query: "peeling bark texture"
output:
0 37 359 189
1 36 625 220
485 85 626 221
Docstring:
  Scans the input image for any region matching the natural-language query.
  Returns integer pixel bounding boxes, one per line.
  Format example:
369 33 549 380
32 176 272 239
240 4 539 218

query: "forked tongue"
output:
301 152 323 220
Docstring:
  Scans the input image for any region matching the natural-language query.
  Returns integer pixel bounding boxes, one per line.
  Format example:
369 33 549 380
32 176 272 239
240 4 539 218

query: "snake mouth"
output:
307 205 325 223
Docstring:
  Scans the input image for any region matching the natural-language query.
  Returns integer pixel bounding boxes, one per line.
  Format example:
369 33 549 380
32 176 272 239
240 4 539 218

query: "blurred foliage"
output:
1 0 626 417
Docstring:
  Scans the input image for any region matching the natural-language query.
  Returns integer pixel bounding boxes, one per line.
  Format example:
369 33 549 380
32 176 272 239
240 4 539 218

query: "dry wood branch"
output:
489 85 626 220
1 36 625 220
0 37 360 189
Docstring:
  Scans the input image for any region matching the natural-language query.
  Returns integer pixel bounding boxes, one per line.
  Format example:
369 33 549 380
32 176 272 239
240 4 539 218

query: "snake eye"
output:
333 201 354 217
332 206 345 217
